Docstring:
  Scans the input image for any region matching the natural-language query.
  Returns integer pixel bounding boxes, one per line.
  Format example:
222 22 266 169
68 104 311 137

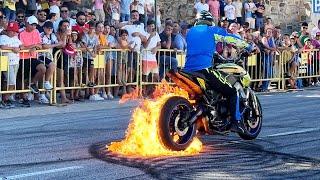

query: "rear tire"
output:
159 96 196 151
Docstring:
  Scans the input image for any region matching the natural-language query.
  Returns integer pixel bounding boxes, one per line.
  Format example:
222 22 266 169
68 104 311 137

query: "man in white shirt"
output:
194 0 209 14
311 20 320 38
224 0 236 23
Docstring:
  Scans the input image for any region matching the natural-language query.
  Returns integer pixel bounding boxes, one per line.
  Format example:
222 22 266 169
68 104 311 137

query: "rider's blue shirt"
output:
184 25 249 72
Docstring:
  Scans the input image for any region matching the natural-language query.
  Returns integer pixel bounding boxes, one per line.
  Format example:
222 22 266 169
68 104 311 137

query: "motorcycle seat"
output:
180 70 208 82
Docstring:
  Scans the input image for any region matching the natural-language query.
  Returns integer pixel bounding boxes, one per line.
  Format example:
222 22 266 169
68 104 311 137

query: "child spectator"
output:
141 20 160 95
0 21 23 108
115 29 133 96
69 29 85 101
92 0 106 23
82 21 104 101
299 22 310 46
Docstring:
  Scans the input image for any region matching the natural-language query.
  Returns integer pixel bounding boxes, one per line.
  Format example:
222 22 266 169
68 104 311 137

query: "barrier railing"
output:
139 49 185 95
0 49 55 104
1 48 320 106
52 48 140 104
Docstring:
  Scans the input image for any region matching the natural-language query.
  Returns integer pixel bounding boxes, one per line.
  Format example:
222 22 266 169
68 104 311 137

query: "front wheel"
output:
158 96 197 151
238 94 263 140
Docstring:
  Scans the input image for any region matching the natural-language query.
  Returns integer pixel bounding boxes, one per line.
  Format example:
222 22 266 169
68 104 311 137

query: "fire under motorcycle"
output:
159 51 263 151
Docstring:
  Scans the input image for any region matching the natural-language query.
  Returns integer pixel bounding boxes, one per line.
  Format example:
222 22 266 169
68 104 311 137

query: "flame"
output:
108 80 203 157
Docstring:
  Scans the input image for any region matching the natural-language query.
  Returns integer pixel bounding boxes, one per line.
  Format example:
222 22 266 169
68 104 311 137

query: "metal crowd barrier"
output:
139 49 185 96
0 49 54 104
52 48 139 104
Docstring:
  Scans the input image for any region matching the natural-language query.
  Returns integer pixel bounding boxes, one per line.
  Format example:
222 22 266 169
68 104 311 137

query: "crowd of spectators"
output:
0 0 319 109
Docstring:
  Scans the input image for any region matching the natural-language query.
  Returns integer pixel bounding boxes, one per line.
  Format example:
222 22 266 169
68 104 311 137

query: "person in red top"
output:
72 11 89 37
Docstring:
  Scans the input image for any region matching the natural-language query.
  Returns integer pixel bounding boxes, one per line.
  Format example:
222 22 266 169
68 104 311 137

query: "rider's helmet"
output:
195 10 215 26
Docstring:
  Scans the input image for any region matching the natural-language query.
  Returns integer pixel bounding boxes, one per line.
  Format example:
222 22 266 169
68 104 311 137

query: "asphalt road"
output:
0 89 320 179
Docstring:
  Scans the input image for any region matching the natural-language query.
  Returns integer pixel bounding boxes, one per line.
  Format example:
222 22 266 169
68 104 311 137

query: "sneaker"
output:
1 101 10 109
44 81 53 90
107 92 114 100
101 93 109 100
9 94 16 102
20 99 31 107
89 94 104 101
5 100 15 108
39 94 49 104
30 83 39 94
27 93 34 101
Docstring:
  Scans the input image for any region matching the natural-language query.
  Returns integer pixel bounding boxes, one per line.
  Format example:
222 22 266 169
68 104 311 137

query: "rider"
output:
184 10 250 133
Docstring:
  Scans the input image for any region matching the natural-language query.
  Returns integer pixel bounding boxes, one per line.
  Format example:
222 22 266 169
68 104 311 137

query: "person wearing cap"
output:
39 21 62 95
298 22 310 46
18 15 47 102
0 21 23 108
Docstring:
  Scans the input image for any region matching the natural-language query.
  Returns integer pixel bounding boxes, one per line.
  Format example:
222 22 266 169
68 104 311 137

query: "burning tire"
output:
159 96 196 151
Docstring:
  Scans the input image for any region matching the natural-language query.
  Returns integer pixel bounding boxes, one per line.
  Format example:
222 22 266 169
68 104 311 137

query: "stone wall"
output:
157 0 313 33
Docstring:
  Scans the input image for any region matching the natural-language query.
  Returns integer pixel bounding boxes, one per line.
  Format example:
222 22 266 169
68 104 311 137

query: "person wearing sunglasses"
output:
15 9 26 32
299 22 310 46
36 10 48 33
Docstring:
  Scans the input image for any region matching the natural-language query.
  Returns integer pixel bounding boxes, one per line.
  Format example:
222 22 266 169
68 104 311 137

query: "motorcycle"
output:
159 51 263 151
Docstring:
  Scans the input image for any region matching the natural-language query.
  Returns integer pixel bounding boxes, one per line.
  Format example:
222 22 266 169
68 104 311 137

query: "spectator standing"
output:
141 19 160 95
82 21 104 101
207 0 220 24
3 0 18 22
244 0 257 30
15 9 25 32
264 17 274 32
15 0 27 12
255 0 265 31
159 22 178 79
311 20 320 38
224 0 236 24
218 0 226 17
25 0 37 16
49 0 61 19
92 0 106 23
36 10 47 33
109 0 120 26
172 22 187 51
299 22 310 46
312 31 320 49
53 6 76 32
0 21 23 108
72 11 89 37
62 0 81 11
261 28 277 91
130 0 145 23
0 10 8 34
232 0 243 25
273 26 282 48
120 0 131 22
194 0 209 15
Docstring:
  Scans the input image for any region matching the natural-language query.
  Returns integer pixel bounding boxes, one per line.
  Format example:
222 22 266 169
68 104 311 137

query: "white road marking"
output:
264 128 319 137
4 166 83 180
